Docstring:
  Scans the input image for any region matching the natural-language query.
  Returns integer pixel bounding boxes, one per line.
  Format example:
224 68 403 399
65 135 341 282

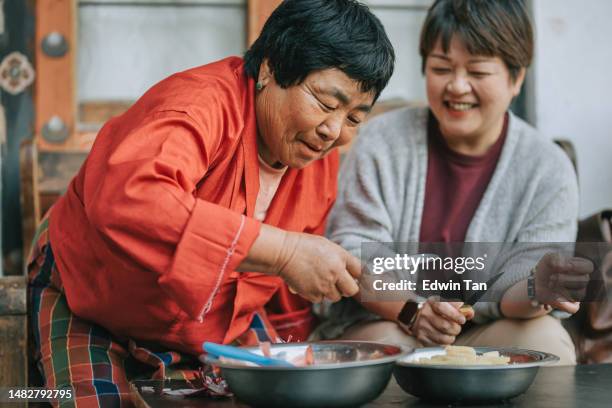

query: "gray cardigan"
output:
325 107 578 325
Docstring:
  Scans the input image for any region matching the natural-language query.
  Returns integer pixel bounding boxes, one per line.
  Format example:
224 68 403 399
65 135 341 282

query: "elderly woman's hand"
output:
276 232 362 303
409 299 471 346
534 253 594 314
239 224 361 303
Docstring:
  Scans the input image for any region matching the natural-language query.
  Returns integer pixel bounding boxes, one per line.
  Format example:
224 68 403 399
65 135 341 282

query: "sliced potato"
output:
459 305 474 317
445 345 477 356
416 346 510 366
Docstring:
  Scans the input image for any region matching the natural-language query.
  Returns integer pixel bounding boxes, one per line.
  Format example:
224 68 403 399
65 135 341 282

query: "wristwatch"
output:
528 266 551 310
397 298 424 330
527 266 539 307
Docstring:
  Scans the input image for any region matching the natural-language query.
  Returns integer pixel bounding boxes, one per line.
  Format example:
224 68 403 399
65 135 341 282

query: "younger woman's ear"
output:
512 68 527 97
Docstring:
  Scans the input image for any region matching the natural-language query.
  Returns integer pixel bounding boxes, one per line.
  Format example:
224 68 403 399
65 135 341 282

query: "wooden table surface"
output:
134 363 612 408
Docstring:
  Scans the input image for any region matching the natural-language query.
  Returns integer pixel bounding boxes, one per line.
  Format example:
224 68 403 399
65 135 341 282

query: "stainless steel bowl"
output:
205 341 411 408
394 347 559 403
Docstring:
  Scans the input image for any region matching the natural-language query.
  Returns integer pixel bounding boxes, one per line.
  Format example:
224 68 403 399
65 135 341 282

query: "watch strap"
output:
397 299 422 327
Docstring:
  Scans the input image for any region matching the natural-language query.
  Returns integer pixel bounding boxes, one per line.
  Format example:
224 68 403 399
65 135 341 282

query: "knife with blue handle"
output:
203 342 294 367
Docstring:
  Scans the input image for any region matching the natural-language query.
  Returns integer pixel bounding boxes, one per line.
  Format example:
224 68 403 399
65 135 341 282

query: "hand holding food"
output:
410 299 471 346
533 252 594 314
274 231 362 303
240 225 361 303
458 304 476 320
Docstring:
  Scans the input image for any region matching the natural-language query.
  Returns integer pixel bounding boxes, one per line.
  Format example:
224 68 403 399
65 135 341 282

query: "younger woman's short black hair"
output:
420 0 533 81
244 0 395 101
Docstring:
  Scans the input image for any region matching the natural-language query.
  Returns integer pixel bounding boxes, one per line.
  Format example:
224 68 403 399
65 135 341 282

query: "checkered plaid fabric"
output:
28 218 277 407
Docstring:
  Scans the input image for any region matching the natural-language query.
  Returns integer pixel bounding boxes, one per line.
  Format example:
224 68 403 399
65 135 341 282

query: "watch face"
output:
397 301 419 326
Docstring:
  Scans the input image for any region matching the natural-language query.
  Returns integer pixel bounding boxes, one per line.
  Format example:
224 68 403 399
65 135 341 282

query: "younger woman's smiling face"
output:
425 36 525 154
255 62 375 169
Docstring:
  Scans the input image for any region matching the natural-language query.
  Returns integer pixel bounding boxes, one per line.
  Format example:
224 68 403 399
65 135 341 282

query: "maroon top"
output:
419 112 508 243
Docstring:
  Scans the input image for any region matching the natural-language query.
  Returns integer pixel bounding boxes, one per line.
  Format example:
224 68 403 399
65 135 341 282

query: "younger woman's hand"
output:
535 253 593 314
410 299 468 346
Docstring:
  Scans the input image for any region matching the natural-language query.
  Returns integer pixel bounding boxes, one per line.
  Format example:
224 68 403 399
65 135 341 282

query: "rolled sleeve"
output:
159 199 261 321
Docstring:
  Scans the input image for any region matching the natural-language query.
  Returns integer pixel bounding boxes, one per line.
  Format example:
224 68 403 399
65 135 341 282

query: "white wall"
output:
77 0 430 103
78 2 246 101
531 0 612 217
369 2 429 102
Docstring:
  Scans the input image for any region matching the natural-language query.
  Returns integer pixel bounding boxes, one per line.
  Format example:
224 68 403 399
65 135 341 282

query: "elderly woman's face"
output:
255 65 375 168
425 36 525 153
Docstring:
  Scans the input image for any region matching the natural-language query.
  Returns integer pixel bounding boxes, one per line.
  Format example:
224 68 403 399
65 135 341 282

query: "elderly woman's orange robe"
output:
48 57 339 355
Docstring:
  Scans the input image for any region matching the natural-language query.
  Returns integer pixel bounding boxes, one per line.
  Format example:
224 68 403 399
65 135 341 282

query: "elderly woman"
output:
322 0 591 365
28 0 394 405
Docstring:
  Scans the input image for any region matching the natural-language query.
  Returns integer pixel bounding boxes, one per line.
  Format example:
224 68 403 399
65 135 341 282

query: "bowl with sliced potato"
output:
394 345 559 403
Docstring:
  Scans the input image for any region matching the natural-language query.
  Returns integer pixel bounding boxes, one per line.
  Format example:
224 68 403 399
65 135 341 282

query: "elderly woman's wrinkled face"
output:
425 37 525 154
255 64 375 168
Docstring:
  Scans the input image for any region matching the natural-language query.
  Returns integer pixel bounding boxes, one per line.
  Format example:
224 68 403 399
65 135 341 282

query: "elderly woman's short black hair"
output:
244 0 395 101
420 0 533 81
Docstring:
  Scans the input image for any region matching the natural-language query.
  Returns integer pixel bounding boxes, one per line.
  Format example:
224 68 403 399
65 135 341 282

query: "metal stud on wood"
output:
42 115 70 143
41 31 69 58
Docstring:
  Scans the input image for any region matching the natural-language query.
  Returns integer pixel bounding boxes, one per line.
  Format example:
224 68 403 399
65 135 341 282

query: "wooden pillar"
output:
35 0 79 151
247 0 283 46
19 139 40 261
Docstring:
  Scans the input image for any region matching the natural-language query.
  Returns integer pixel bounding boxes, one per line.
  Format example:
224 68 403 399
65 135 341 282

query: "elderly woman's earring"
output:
256 82 264 91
